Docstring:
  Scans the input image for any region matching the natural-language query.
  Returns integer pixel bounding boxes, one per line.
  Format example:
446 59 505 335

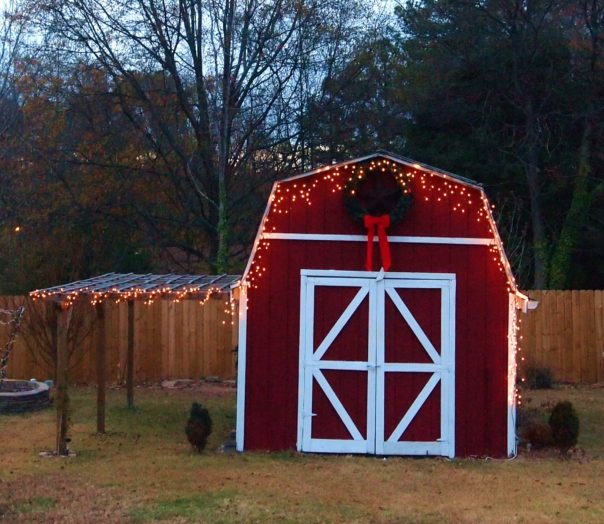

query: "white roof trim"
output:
279 152 482 190
241 181 278 284
477 187 522 296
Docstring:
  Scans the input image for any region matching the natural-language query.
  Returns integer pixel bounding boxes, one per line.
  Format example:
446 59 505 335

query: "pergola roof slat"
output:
210 274 239 291
30 273 241 303
170 274 221 291
139 274 191 291
41 272 118 293
111 274 161 292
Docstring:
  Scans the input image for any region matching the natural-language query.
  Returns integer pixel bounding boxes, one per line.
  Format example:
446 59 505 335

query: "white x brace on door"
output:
297 270 455 457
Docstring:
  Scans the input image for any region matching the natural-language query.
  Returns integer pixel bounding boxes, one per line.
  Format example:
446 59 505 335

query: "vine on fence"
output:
0 306 26 383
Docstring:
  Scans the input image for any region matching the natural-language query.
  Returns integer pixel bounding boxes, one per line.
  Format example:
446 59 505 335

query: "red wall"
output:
243 159 510 457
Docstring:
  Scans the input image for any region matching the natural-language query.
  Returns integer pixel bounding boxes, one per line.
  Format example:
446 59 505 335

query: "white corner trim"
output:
235 285 248 452
507 293 518 457
261 232 495 246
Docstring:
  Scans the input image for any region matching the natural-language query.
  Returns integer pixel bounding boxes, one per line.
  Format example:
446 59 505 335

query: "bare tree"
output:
0 0 27 226
37 0 360 272
0 1 24 137
19 296 94 375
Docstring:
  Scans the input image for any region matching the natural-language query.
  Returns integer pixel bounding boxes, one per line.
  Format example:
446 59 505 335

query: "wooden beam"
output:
96 302 106 433
127 300 134 409
55 301 73 456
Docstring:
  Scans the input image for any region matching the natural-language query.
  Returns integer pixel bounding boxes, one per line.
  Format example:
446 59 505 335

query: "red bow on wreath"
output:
364 214 391 272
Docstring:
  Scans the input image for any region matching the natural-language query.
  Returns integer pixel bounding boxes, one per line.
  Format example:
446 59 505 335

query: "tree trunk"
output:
525 101 548 289
216 176 229 273
548 119 593 289
216 0 235 274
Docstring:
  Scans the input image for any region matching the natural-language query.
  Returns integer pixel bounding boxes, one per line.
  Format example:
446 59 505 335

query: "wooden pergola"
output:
30 272 240 455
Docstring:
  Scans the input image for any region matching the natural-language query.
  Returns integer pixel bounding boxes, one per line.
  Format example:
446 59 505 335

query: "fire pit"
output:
0 379 51 414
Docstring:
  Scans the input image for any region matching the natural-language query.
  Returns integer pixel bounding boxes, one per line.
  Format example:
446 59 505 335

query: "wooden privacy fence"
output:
520 290 604 384
1 295 238 383
3 290 603 384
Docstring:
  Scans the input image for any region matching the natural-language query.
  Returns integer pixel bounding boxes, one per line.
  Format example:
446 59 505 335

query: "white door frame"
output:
297 269 455 457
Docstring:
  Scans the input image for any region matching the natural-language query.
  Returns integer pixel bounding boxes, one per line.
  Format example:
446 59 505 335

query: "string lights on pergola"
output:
29 272 240 455
31 272 240 306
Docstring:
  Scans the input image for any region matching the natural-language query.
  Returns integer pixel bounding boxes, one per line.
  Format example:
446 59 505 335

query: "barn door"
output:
298 270 455 457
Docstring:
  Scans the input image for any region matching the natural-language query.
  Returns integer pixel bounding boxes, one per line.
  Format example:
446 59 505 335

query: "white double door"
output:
297 270 455 457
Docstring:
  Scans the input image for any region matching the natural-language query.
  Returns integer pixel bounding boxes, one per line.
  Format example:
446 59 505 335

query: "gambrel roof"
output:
242 151 529 307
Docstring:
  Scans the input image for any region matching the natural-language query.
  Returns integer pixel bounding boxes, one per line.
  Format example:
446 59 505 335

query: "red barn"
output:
236 152 528 458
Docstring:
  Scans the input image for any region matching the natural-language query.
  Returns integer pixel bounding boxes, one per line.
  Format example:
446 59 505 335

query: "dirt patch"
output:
107 380 236 398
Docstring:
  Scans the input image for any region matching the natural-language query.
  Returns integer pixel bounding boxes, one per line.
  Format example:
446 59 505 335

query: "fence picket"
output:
1 296 236 382
518 290 604 384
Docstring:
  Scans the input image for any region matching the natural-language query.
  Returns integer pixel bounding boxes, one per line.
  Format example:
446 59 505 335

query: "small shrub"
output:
185 402 213 452
525 367 554 389
517 407 552 449
524 421 552 449
549 401 579 453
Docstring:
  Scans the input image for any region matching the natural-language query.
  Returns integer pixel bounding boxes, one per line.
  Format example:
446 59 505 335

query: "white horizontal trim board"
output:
302 269 455 281
262 232 494 245
307 360 372 371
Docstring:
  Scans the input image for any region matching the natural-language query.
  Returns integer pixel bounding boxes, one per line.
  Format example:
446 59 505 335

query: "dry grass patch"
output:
1 384 603 523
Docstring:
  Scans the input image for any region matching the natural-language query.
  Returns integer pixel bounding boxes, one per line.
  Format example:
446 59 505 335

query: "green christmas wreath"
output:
343 159 413 223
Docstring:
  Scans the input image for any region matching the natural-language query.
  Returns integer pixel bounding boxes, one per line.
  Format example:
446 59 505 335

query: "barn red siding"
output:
243 160 511 457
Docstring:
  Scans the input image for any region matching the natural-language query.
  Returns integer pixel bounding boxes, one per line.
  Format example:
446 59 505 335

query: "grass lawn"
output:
1 384 603 523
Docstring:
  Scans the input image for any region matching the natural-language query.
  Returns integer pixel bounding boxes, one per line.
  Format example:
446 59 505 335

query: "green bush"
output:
549 401 579 453
517 407 552 449
185 402 213 452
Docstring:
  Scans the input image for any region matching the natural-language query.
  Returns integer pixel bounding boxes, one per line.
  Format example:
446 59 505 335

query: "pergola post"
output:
127 299 135 409
95 302 106 433
55 300 73 456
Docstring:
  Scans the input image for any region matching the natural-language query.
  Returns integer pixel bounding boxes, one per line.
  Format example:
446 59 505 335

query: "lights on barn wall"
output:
508 297 523 408
244 158 520 297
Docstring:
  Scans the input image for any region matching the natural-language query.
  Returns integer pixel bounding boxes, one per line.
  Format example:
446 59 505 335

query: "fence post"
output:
127 300 134 409
96 302 106 433
55 301 72 455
